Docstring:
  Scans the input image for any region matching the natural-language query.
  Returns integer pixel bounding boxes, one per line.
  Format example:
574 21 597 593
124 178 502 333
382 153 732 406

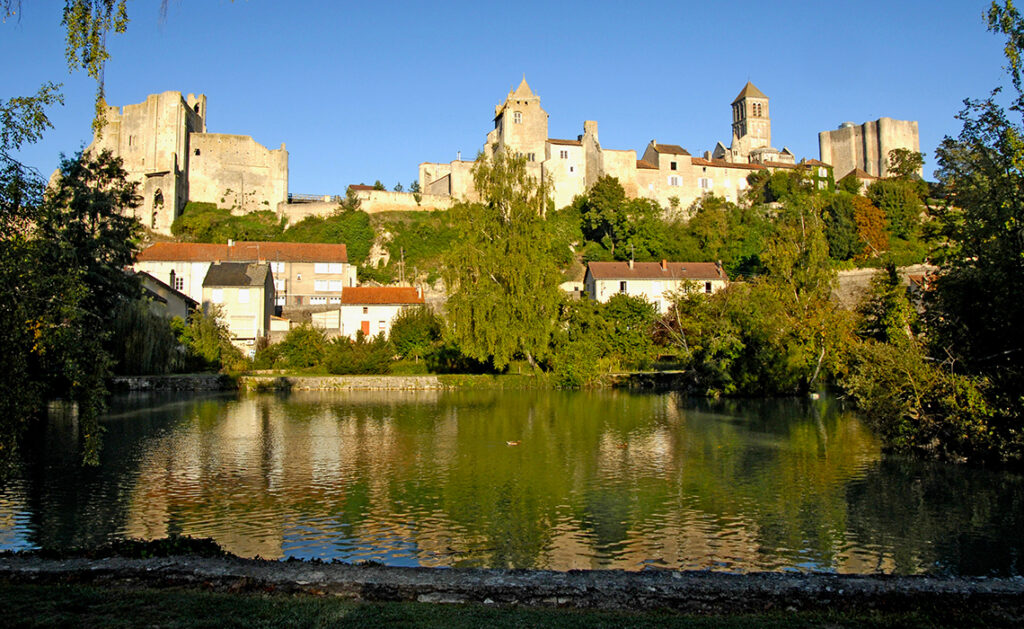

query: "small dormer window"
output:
513 111 522 124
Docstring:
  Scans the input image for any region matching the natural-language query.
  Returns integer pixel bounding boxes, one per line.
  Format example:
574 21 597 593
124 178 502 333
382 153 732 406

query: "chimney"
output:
227 239 234 247
169 269 176 286
628 259 634 270
417 286 423 299
660 259 667 271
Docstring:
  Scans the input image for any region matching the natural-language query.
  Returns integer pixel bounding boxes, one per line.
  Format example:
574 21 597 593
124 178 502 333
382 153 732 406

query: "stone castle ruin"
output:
87 91 288 234
91 83 920 233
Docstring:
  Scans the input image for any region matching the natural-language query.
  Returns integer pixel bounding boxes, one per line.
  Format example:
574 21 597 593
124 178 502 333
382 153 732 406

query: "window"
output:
379 321 386 333
275 297 285 306
329 297 340 304
668 175 680 186
569 166 575 173
314 263 329 274
699 178 713 189
619 281 627 293
513 111 522 124
705 282 713 294
211 289 223 304
310 297 326 305
237 289 250 303
314 280 328 292
270 262 285 274
328 262 344 274
559 150 568 159
173 276 185 292
328 280 343 291
527 153 535 162
194 148 200 156
274 279 286 291
670 161 677 171
362 306 369 315
818 167 827 178
296 273 302 281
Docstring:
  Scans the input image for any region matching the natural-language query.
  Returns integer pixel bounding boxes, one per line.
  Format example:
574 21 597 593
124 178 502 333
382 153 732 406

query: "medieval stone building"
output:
818 117 921 180
418 78 815 213
86 91 288 234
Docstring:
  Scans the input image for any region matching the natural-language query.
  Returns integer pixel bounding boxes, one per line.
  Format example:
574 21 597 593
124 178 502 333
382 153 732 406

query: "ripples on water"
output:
1 390 1022 576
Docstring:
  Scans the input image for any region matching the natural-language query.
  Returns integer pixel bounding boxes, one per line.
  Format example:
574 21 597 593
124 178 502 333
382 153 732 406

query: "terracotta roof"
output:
586 261 727 281
732 81 768 103
137 241 349 263
850 168 879 179
341 286 424 305
801 159 831 167
348 184 375 191
636 159 658 170
690 157 765 171
202 262 270 287
548 138 582 146
762 161 798 169
651 143 690 155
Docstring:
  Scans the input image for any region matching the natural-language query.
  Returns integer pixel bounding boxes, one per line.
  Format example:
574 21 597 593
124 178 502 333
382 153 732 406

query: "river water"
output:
1 390 1021 575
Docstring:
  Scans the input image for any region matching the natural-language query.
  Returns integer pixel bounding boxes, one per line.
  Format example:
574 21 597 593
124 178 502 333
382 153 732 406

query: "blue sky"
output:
1 1 1010 194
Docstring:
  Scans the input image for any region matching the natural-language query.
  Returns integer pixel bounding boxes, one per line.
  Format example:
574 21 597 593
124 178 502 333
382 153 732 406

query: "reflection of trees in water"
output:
845 459 1024 576
12 390 1021 575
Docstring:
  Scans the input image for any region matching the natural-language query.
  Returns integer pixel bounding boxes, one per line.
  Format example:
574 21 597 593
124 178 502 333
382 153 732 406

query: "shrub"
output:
325 332 392 374
273 324 328 369
389 306 442 361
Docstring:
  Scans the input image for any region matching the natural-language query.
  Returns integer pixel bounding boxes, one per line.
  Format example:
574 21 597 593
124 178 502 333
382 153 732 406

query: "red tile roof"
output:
348 184 375 191
636 159 658 169
801 159 831 167
341 286 424 305
137 241 349 263
548 138 582 146
587 261 727 281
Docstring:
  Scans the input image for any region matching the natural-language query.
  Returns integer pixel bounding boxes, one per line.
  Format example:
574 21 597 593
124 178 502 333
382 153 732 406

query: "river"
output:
0 389 1021 575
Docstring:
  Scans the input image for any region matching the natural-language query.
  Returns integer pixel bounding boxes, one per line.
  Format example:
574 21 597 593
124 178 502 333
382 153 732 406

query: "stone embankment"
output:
2 555 1023 617
238 375 449 391
108 374 234 391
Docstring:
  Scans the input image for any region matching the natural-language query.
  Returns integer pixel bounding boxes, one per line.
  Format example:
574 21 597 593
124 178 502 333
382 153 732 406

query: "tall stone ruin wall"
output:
188 133 288 214
819 117 920 180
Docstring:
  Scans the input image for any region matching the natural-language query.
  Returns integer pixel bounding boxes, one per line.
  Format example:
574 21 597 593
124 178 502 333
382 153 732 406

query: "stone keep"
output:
819 118 920 180
86 91 288 234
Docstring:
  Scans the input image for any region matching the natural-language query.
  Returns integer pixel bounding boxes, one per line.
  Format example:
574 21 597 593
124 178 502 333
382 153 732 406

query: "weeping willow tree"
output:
441 150 562 370
108 299 183 375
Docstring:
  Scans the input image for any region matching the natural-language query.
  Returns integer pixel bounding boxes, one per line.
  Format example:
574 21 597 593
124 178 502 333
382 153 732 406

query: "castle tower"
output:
486 76 548 163
730 81 771 160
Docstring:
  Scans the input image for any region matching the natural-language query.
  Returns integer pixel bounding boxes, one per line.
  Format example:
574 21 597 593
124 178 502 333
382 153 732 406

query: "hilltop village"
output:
82 78 922 354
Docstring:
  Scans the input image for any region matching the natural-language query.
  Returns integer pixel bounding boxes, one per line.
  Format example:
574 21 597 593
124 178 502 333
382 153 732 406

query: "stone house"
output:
310 287 425 339
134 241 356 308
584 261 729 314
136 271 198 321
201 262 275 349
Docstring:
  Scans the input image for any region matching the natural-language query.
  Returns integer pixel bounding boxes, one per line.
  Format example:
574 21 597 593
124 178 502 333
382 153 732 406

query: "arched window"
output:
194 103 200 114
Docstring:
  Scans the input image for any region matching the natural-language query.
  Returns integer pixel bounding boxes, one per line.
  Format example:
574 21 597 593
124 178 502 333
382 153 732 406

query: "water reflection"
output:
1 390 1021 575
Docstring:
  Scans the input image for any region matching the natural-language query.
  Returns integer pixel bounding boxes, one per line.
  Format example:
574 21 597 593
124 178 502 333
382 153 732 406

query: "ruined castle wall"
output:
187 133 288 214
278 193 453 224
819 118 920 180
86 91 205 234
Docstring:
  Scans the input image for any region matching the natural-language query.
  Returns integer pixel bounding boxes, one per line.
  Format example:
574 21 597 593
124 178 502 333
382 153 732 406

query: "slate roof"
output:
732 81 768 103
202 262 270 287
137 241 349 263
587 261 727 281
340 286 425 305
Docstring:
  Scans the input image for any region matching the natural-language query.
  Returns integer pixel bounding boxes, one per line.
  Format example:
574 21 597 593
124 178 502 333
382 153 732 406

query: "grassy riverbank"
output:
0 581 1000 628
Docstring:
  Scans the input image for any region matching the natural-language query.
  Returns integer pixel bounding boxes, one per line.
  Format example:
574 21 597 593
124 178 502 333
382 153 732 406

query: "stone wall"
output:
819 117 920 180
188 133 288 214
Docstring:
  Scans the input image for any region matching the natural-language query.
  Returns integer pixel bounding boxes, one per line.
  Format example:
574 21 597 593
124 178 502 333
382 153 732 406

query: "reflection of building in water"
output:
118 392 888 570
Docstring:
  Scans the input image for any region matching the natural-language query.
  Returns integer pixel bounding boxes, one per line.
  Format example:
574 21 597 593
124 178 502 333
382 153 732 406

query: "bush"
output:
171 203 284 242
389 306 442 361
324 332 392 374
272 324 328 369
283 208 374 264
176 306 244 372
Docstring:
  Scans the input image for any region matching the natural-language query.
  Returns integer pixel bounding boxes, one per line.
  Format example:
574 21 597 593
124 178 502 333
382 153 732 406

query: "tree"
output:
852 195 890 258
372 180 386 191
442 150 561 370
389 306 442 362
867 178 924 239
822 192 861 260
393 182 404 192
887 148 925 180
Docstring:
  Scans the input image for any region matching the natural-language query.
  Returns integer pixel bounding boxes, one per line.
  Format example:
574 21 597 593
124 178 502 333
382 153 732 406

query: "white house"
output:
584 260 729 313
309 287 425 339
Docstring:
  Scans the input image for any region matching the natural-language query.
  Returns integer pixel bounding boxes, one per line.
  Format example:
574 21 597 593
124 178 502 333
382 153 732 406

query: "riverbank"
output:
109 371 692 392
2 554 1022 627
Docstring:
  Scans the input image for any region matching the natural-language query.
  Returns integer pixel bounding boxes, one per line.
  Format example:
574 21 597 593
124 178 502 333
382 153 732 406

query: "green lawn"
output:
0 582 1006 628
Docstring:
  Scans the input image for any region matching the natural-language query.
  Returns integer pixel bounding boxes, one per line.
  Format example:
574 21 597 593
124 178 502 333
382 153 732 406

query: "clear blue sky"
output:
1 0 1010 193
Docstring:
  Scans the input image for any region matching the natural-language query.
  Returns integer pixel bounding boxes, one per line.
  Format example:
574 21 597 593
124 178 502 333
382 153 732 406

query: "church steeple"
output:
730 81 770 154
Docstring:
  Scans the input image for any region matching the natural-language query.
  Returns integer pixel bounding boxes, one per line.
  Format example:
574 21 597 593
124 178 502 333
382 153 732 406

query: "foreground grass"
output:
0 582 1008 628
